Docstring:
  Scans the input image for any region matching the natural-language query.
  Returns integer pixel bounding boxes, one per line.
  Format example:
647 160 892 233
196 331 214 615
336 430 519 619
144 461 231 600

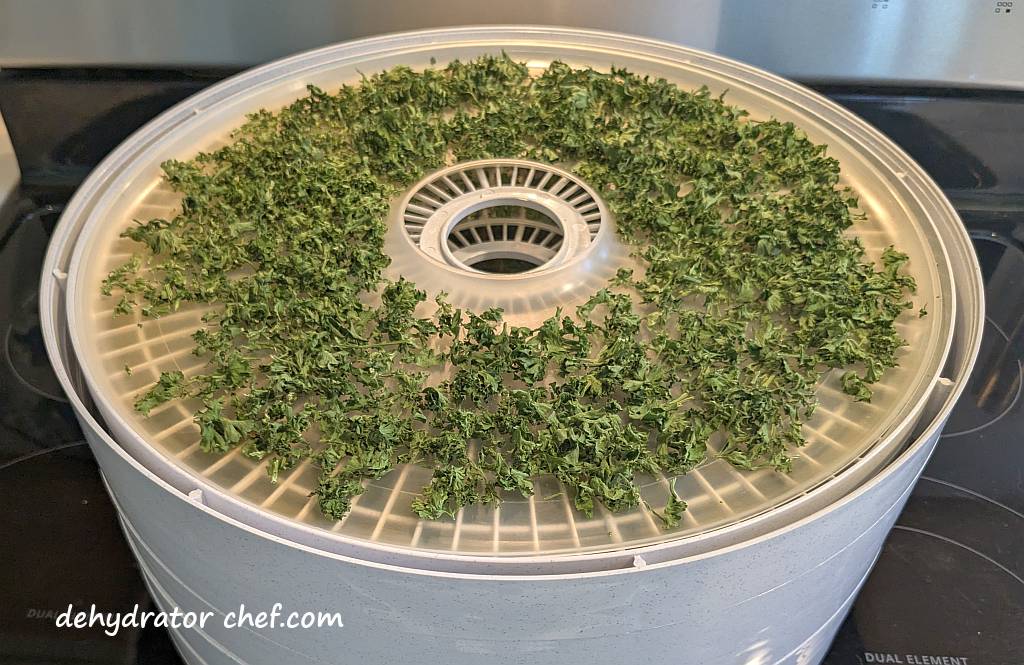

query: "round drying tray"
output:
63 27 955 566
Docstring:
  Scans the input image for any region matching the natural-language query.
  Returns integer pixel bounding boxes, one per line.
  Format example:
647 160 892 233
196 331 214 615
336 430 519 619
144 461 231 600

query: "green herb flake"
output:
103 56 916 528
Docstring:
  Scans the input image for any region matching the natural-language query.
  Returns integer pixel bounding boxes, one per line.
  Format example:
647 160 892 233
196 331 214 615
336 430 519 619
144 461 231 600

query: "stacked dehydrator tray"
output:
40 28 983 665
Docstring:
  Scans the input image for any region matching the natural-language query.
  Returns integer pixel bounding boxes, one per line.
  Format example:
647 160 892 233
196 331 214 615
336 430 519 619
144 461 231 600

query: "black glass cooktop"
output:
0 71 1021 664
826 216 1024 665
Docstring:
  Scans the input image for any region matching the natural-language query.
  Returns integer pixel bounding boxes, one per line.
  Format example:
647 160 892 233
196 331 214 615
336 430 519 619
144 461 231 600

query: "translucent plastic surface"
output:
66 34 951 557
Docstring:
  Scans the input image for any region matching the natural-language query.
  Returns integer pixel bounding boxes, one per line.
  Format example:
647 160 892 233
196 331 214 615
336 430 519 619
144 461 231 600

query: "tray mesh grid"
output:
72 43 945 557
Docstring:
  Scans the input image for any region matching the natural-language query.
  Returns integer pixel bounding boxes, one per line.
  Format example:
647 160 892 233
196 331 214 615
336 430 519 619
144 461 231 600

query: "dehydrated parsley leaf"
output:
105 55 917 528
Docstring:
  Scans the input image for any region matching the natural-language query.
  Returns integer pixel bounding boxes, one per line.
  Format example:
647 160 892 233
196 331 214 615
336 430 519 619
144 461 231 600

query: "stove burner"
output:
943 233 1024 438
942 316 1022 437
0 440 151 664
838 477 1024 662
1 205 67 403
0 203 62 253
5 310 67 402
851 527 1024 658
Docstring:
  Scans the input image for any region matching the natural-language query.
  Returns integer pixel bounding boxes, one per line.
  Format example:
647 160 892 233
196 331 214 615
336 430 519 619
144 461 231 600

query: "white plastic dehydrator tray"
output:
63 27 957 568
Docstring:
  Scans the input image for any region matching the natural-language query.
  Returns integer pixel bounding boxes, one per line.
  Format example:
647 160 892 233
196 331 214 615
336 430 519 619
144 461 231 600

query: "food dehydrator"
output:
41 27 984 665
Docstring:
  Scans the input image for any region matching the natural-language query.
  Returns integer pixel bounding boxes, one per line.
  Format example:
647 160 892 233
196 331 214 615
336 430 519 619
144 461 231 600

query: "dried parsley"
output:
103 55 917 525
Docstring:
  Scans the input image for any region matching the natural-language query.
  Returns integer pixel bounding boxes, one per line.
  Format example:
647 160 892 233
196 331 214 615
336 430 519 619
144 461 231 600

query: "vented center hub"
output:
399 160 605 276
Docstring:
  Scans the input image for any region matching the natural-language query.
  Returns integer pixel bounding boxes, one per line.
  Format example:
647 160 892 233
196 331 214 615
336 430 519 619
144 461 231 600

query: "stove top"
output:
0 71 1021 665
827 224 1024 664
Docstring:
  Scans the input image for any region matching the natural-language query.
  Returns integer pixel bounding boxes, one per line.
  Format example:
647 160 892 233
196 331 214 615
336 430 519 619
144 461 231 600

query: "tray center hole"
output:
445 203 564 274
